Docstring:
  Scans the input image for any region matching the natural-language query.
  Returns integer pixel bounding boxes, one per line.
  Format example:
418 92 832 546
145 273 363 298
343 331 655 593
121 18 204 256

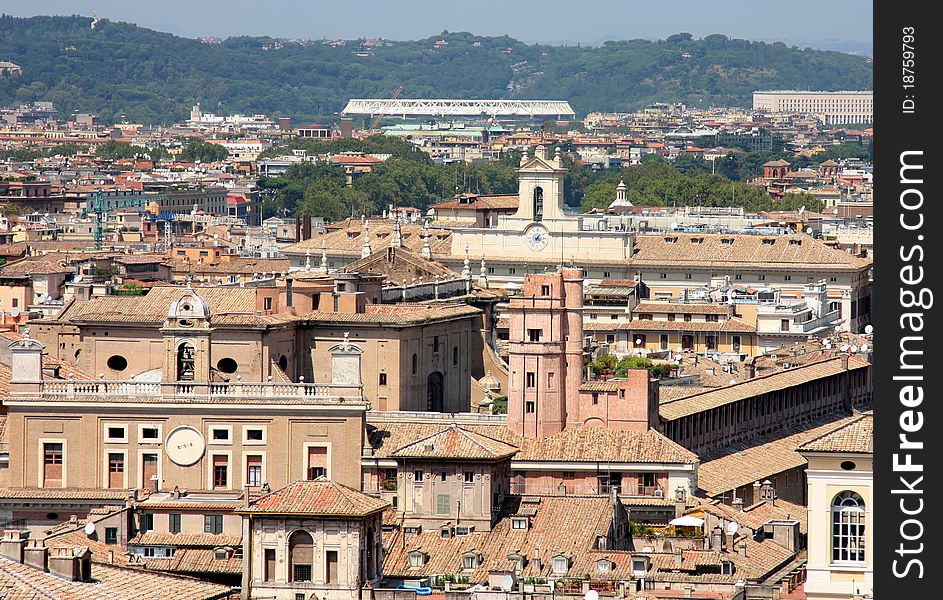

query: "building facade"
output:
753 91 873 125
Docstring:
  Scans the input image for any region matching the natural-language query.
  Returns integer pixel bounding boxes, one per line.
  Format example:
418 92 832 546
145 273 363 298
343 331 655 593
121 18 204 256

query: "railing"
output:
36 378 365 403
509 482 665 498
800 310 841 332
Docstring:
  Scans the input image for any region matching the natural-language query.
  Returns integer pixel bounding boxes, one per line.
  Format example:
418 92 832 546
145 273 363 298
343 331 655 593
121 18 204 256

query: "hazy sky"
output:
3 0 873 53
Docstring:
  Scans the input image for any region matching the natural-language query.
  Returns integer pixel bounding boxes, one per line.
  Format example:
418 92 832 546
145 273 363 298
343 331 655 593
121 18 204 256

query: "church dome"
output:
167 286 210 320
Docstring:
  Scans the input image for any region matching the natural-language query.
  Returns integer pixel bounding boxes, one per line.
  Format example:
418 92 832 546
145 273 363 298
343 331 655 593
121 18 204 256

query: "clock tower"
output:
513 145 567 223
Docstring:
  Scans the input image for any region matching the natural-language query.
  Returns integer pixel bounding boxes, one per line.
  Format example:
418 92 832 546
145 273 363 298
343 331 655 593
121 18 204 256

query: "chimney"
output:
23 539 48 571
170 485 181 500
1 530 29 563
736 543 747 557
760 480 776 505
674 548 683 565
127 488 139 503
149 474 159 494
710 525 724 552
532 547 542 571
732 497 744 512
47 546 92 582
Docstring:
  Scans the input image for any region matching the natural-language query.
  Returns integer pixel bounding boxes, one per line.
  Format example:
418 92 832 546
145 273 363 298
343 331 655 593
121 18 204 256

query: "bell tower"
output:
161 285 213 383
513 145 568 223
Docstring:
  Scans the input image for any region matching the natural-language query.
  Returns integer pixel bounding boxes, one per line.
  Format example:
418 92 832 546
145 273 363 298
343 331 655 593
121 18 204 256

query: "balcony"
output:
32 378 366 404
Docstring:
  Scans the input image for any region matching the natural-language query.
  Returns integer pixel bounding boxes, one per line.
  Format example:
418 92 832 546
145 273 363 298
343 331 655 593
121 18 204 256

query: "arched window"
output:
533 187 544 222
832 491 865 562
412 353 418 376
289 530 314 581
177 343 195 381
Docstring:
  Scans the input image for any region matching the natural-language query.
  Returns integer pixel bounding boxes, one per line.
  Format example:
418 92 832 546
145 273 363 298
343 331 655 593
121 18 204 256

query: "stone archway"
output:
427 371 444 412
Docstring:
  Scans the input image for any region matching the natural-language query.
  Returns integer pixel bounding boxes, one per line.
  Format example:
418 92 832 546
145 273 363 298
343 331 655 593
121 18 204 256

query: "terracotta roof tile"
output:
634 302 732 315
798 412 872 454
241 480 389 516
390 424 518 460
129 532 242 548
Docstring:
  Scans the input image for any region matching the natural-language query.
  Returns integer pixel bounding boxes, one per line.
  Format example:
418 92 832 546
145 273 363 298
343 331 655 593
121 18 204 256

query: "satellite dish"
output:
84 522 96 536
726 521 739 536
642 546 653 553
711 353 719 361
860 344 869 353
850 345 858 353
729 379 737 385
864 324 874 334
840 345 849 352
670 222 679 230
585 591 600 600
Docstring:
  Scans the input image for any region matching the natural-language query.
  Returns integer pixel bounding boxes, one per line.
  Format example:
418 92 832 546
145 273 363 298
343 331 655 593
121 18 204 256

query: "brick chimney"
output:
674 548 684 565
732 497 744 512
23 539 48 571
736 543 747 557
710 525 724 552
1 530 29 562
48 546 92 581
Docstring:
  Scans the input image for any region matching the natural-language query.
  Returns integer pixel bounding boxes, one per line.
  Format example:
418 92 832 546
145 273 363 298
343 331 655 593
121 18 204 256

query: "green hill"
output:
0 16 872 124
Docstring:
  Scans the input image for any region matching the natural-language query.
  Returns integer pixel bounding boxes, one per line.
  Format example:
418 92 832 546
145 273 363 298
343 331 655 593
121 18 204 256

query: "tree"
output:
178 138 228 163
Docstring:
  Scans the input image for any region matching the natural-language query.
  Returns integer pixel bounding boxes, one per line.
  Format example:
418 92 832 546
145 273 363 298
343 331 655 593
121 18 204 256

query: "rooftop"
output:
240 479 389 517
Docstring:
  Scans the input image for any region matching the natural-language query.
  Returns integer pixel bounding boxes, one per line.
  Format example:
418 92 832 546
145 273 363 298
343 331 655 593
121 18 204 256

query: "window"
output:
463 554 479 570
659 273 667 279
139 513 153 532
706 335 717 351
105 527 118 545
289 531 314 582
244 427 265 444
668 313 676 321
830 277 838 283
735 274 742 281
610 314 618 320
211 427 230 443
307 446 327 480
263 297 273 311
547 372 554 388
216 358 238 374
108 453 124 488
414 470 424 482
432 336 440 353
246 456 263 487
325 550 338 584
205 514 224 535
660 334 669 350
683 314 692 322
541 285 551 296
525 401 535 414
379 372 387 386
43 442 63 487
107 355 128 372
603 271 611 278
685 273 692 280
590 313 598 320
633 335 646 348
509 268 516 275
784 275 792 281
527 329 542 342
408 552 425 567
780 319 790 332
169 513 181 534
525 372 535 388
706 314 719 322
832 491 866 563
533 187 544 221
637 313 652 321
732 336 742 353
436 494 451 515
140 426 160 441
464 471 475 484
758 274 766 281
592 393 599 405
552 556 569 574
106 426 127 442
213 456 228 489
453 347 459 366
411 354 418 375
512 518 527 530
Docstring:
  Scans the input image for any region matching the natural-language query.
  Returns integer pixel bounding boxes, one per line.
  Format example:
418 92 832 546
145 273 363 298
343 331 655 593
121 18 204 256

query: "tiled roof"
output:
390 424 518 460
0 256 72 276
627 232 871 271
697 414 863 497
141 547 243 575
242 480 389 516
49 286 258 325
634 302 732 315
0 554 236 600
429 194 519 211
0 488 132 501
282 221 453 258
693 498 808 535
342 246 457 281
367 421 698 465
166 257 291 275
129 532 242 548
383 496 616 581
659 356 869 420
798 412 873 454
585 317 756 333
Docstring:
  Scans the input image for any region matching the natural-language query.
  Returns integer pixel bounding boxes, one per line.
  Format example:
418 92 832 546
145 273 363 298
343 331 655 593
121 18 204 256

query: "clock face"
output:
526 225 549 251
165 425 206 466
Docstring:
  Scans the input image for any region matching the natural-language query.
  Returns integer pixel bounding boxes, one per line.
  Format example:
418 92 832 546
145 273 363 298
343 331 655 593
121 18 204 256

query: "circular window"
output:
107 355 128 371
181 303 191 311
840 461 856 471
278 355 288 371
217 358 238 374
74 349 81 360
46 512 59 520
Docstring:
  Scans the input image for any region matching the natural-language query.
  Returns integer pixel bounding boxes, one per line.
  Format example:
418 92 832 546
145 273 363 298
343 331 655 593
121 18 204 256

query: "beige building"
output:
238 479 388 600
753 91 873 125
799 413 872 600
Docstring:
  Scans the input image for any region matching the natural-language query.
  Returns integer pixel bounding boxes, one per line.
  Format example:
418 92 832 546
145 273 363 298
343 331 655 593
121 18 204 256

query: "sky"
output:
2 0 873 54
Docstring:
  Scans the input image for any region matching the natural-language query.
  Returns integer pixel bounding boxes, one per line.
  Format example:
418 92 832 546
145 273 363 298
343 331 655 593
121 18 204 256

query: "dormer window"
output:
440 526 453 539
511 518 528 530
762 238 776 245
595 558 613 572
456 526 474 536
408 550 427 568
789 239 802 246
552 556 569 574
664 236 678 243
721 238 734 245
632 556 650 576
690 238 703 244
462 552 481 570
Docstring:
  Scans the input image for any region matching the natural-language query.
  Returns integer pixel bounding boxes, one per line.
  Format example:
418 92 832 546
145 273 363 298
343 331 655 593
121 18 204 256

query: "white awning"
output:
669 515 705 527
